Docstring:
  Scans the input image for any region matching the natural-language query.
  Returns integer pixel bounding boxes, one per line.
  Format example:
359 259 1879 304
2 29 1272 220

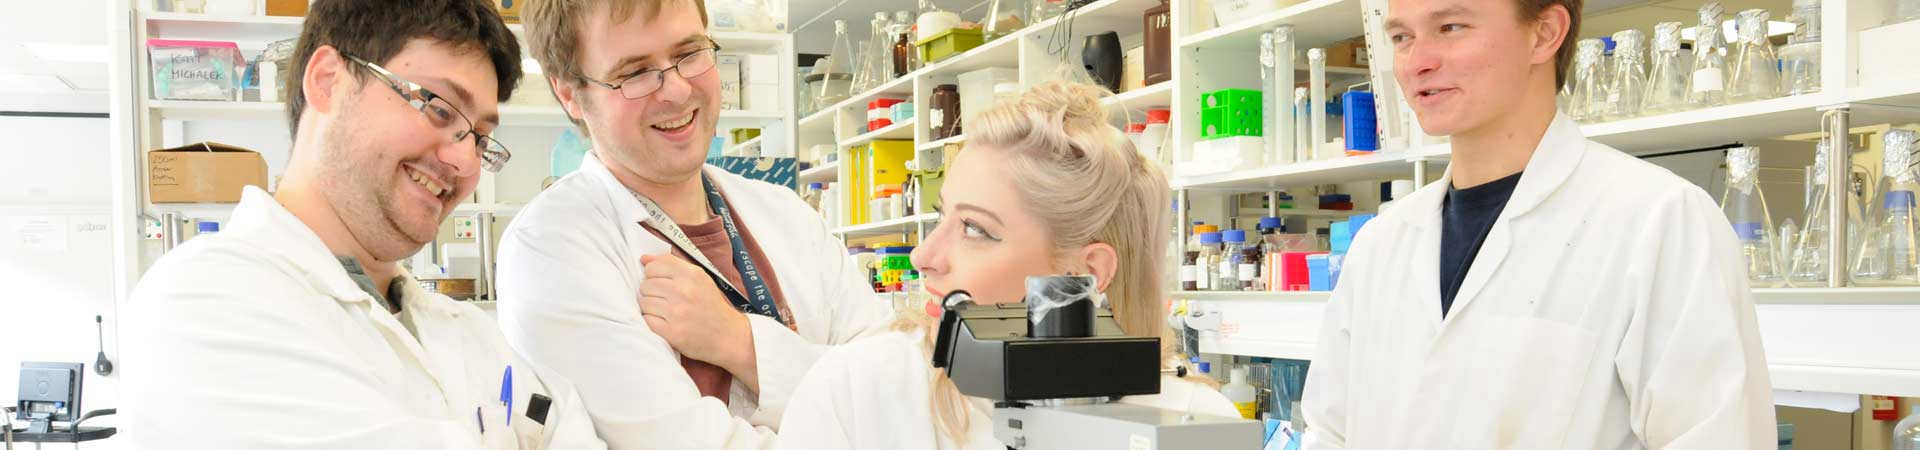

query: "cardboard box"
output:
1327 37 1370 69
147 142 268 203
265 0 308 17
493 0 523 24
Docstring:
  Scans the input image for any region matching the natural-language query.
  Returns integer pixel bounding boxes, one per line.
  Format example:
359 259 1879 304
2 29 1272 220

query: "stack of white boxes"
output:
744 54 780 113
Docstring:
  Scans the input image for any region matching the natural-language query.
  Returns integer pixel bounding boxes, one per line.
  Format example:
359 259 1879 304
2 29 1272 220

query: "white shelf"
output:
917 134 968 151
1183 288 1920 397
147 100 775 128
452 202 525 217
832 212 940 238
1578 93 1839 155
1103 82 1174 114
805 73 917 126
798 161 839 184
1177 0 1365 51
1234 208 1368 218
921 31 1023 79
1173 151 1415 190
144 11 788 54
838 120 915 148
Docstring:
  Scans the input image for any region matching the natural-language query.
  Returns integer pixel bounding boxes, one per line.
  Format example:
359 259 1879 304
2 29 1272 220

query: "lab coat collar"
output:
1405 112 1588 325
579 148 747 222
1409 112 1588 228
225 186 379 304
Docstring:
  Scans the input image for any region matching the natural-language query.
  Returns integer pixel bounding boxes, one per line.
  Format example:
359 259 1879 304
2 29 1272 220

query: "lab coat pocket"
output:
478 403 519 450
1480 316 1600 450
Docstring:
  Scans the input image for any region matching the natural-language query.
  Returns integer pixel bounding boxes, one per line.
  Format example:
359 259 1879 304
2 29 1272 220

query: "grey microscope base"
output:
993 402 1263 450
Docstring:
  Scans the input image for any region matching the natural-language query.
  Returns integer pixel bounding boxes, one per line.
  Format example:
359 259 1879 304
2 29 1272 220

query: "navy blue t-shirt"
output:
1439 171 1524 318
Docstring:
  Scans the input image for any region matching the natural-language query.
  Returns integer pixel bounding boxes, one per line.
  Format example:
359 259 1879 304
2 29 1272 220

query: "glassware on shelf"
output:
1644 22 1690 115
1686 2 1730 109
1566 38 1607 122
891 11 920 77
1788 141 1864 286
1030 0 1066 24
1780 0 1822 96
851 13 889 93
1723 146 1783 287
812 20 857 108
1853 130 1920 286
1605 29 1647 121
1727 9 1782 104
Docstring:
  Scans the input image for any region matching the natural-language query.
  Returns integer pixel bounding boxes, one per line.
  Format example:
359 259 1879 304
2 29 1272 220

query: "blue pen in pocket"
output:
501 365 514 426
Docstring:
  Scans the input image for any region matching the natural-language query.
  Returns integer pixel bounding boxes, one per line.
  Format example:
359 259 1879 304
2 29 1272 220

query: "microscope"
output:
931 275 1262 450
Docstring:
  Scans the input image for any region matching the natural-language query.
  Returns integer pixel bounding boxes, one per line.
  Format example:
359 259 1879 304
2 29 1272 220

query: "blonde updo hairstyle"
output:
910 80 1177 444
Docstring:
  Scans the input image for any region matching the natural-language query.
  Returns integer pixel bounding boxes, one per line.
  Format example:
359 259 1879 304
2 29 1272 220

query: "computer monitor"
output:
16 362 84 429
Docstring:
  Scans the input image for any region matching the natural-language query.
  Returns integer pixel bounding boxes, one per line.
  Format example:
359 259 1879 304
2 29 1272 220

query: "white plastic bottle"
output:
1222 366 1258 420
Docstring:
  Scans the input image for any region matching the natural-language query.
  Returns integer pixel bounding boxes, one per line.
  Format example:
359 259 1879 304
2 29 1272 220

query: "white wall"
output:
0 115 129 448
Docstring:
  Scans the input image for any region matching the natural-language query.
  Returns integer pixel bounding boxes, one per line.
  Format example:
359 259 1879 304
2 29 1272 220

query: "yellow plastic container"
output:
916 28 985 63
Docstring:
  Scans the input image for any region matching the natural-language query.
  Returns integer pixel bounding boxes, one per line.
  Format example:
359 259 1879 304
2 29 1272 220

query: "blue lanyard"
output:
629 172 785 325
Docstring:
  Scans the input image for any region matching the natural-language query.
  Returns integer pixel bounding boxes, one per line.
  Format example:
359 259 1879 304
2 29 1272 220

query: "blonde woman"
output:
776 81 1238 449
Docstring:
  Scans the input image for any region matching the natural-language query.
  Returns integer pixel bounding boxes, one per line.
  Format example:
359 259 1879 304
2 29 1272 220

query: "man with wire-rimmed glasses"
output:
499 0 894 448
120 0 609 448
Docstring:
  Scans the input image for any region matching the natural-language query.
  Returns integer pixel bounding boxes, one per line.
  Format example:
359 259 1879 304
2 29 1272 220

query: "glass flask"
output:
812 20 857 108
1853 130 1920 286
1605 29 1647 121
1727 9 1782 104
1686 2 1729 109
1723 146 1782 287
1566 38 1606 122
1782 0 1821 96
1788 141 1865 286
1644 22 1691 115
851 13 889 93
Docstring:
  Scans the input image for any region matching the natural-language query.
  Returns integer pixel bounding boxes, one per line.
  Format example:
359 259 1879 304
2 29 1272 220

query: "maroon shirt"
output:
642 187 796 403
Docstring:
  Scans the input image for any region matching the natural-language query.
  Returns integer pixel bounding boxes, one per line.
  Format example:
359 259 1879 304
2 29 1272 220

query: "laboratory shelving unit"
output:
797 0 1176 244
1167 0 1920 400
104 5 796 300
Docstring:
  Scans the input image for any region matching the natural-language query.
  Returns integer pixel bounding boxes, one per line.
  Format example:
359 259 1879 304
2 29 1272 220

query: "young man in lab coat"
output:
499 0 894 448
120 0 606 448
1301 0 1776 448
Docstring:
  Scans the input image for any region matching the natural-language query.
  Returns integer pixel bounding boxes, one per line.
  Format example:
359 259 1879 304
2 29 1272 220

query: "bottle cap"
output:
1195 224 1220 233
1148 109 1171 124
1259 217 1283 230
197 221 219 233
1199 232 1222 244
1223 229 1247 243
1128 123 1147 133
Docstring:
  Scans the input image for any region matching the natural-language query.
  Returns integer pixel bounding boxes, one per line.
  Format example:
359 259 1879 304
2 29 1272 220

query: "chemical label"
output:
1238 264 1258 281
1179 265 1196 282
1691 68 1724 93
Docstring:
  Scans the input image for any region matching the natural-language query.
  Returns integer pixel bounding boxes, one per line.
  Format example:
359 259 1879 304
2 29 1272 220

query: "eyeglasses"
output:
343 54 512 172
580 40 724 100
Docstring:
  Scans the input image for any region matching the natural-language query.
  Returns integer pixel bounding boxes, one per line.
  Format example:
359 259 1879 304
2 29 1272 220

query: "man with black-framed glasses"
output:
120 0 608 448
499 0 894 448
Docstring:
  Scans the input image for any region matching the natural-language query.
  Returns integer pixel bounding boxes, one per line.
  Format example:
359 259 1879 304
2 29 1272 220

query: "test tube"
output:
1269 27 1298 165
1308 48 1329 160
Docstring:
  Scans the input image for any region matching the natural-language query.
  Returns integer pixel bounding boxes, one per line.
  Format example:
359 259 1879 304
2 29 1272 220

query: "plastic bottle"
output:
1218 230 1248 291
1197 232 1222 291
1142 109 1172 166
1222 366 1259 420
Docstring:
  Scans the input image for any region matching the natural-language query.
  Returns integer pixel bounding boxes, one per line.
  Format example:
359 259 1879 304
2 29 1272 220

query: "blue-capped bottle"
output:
1722 147 1782 287
1853 130 1920 286
1196 231 1222 291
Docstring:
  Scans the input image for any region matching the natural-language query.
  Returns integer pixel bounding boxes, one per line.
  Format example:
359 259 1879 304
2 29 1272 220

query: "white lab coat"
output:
1301 113 1776 450
776 330 1242 450
496 152 894 450
121 187 606 450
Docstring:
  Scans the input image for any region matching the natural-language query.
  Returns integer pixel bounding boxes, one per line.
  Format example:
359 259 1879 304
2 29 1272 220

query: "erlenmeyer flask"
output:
1686 2 1729 109
1723 146 1782 287
813 20 856 107
1853 130 1920 286
1728 9 1782 104
1644 22 1690 115
1789 141 1864 286
1566 38 1605 122
1606 29 1647 121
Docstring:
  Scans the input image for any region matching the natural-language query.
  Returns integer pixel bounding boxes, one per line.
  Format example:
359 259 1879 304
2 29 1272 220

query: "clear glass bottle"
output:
1606 29 1648 121
1788 141 1864 286
1781 0 1821 96
1895 406 1920 450
1723 146 1782 287
1686 2 1729 109
1566 38 1607 122
1218 230 1248 292
1853 130 1920 286
813 20 857 107
1196 232 1222 291
1644 22 1691 115
1728 9 1782 104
